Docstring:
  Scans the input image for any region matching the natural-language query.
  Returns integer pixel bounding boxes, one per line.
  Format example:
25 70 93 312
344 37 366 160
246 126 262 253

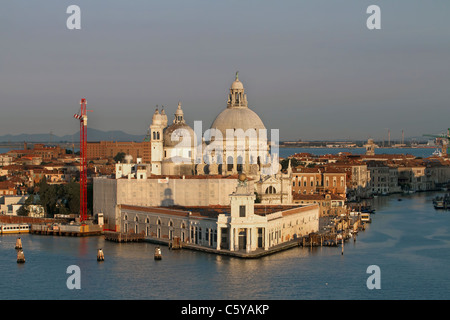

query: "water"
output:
1 191 450 300
278 147 437 159
0 146 436 159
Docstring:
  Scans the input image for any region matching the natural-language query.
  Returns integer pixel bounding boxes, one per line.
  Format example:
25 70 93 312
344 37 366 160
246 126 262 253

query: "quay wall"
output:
0 215 63 225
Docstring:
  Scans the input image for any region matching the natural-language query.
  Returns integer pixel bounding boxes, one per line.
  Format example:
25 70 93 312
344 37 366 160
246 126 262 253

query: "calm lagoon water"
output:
2 191 450 300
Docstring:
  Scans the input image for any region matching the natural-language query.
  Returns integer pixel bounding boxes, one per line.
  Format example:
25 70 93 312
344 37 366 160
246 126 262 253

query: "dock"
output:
104 231 145 242
31 223 103 237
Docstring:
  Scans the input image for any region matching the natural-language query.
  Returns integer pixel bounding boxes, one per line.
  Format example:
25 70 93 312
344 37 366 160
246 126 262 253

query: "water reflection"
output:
2 191 450 300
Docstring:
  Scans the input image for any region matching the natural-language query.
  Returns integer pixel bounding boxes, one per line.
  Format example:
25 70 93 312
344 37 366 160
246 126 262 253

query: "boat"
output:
154 247 162 260
432 149 442 157
360 206 375 214
360 213 371 223
433 194 450 209
434 199 445 209
0 224 30 234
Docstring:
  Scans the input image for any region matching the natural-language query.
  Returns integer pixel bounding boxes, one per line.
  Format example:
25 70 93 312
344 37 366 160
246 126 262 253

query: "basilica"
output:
93 73 319 254
147 72 292 204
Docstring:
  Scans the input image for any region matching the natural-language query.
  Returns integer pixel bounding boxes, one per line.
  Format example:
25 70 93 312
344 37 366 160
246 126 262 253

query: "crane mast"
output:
73 98 91 223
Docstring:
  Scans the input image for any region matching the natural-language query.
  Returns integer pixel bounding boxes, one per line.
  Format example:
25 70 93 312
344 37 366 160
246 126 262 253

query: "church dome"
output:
163 102 196 148
231 79 244 90
163 122 196 148
210 72 266 136
152 106 162 125
211 107 265 135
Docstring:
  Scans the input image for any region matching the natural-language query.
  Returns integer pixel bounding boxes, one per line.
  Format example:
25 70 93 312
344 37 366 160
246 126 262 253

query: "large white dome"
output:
210 72 266 136
211 107 265 135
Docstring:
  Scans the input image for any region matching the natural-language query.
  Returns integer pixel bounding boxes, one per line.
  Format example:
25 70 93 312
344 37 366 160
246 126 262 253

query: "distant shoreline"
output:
279 145 436 149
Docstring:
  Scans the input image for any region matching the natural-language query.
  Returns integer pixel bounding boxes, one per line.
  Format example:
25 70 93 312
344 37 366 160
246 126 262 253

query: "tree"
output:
113 152 126 163
17 195 35 217
37 178 59 217
280 157 302 171
65 181 80 214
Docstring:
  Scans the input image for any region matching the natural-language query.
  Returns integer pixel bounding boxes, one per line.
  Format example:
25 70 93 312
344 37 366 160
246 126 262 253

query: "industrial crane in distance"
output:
423 128 450 157
73 98 92 224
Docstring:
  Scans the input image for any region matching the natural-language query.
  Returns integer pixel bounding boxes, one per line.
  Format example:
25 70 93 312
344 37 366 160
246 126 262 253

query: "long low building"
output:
94 174 251 231
117 175 319 254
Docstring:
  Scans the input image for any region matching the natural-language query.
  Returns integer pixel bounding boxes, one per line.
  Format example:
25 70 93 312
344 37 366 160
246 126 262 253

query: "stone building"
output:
94 72 295 230
293 193 346 217
86 141 152 163
366 161 401 195
117 175 319 254
292 166 346 198
94 173 253 231
148 72 276 180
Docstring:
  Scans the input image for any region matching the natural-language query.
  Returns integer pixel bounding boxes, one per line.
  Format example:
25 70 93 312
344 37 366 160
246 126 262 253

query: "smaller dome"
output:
163 123 196 148
231 80 244 90
152 107 162 125
230 71 244 90
175 102 184 116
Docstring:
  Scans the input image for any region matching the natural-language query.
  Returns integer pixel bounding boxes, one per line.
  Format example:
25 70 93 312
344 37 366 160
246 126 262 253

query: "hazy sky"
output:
1 1 449 141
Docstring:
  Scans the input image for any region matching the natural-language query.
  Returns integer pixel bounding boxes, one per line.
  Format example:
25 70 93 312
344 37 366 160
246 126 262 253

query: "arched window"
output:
265 186 276 194
227 156 234 171
237 156 243 173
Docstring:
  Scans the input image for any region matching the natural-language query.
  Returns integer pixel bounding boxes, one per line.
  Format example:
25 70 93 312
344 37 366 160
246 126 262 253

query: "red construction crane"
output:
73 98 92 224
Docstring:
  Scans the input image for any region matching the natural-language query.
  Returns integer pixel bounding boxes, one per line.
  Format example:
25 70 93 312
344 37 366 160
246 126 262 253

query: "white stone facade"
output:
117 178 319 254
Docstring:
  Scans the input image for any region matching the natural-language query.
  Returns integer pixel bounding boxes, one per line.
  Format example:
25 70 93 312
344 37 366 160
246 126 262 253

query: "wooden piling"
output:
17 250 25 263
97 249 104 261
154 247 162 260
15 237 22 250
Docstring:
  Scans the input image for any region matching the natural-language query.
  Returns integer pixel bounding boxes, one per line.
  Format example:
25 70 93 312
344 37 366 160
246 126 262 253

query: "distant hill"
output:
0 128 146 143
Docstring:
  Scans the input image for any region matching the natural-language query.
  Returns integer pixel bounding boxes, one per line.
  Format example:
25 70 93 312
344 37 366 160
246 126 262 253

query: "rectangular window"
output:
239 205 246 217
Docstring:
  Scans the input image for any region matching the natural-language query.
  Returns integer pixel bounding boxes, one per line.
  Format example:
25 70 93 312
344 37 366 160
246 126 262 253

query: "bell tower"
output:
150 105 165 175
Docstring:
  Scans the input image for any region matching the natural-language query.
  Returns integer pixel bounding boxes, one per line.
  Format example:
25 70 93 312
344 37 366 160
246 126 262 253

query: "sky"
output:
1 0 449 141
